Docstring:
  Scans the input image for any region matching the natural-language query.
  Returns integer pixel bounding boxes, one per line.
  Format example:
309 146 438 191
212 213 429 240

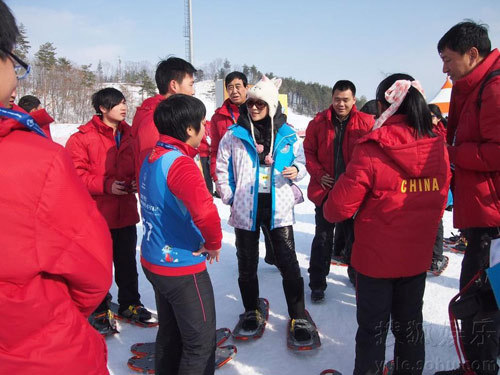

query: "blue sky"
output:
7 0 500 99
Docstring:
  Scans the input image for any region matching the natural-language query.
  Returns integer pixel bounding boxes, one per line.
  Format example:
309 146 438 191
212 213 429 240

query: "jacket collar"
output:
79 115 129 136
151 134 198 160
452 48 500 94
215 98 240 120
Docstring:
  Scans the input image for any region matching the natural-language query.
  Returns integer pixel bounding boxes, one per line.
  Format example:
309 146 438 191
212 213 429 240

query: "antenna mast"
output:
184 0 194 64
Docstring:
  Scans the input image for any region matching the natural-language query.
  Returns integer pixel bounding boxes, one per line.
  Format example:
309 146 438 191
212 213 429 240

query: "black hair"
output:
428 103 448 128
225 71 248 88
438 21 491 57
360 100 377 116
155 57 196 95
154 94 206 142
0 0 19 60
376 73 433 138
332 80 356 97
91 87 125 115
18 95 41 113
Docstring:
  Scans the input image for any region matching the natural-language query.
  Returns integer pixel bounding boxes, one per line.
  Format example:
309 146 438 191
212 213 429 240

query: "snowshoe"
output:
444 232 461 245
320 370 342 375
110 302 158 327
88 308 118 336
450 242 466 254
130 327 232 357
330 254 348 267
428 255 449 276
383 360 394 375
287 310 321 351
232 298 269 340
215 345 237 369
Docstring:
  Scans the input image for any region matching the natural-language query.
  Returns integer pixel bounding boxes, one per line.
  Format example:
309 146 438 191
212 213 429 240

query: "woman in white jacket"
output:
216 76 317 344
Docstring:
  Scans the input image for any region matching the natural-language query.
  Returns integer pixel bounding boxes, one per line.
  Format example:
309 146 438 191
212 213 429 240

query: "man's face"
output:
0 56 17 108
172 74 195 96
226 78 247 106
187 118 206 149
332 89 355 118
440 47 478 83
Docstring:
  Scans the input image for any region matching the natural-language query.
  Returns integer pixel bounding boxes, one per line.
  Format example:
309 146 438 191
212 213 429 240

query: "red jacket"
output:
304 105 374 206
131 94 164 183
198 120 211 157
31 108 54 140
434 120 447 139
324 115 451 278
65 115 140 229
447 48 500 228
210 99 240 180
0 116 112 375
149 134 222 251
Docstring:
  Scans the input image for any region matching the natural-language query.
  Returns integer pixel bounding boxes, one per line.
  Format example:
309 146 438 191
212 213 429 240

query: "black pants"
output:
95 225 140 312
200 156 213 194
144 267 216 375
235 193 305 319
459 227 500 375
308 201 354 290
432 219 444 261
355 272 426 375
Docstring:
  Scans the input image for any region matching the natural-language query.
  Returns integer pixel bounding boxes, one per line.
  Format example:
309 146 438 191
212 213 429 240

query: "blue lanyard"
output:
228 105 236 122
156 141 180 152
115 130 122 149
0 107 47 138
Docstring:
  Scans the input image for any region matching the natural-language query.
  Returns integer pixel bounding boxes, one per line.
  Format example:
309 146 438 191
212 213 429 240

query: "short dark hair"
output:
18 95 41 113
0 0 19 60
154 94 206 142
155 57 196 95
359 100 377 116
438 21 491 57
225 71 248 88
91 87 125 115
332 80 356 97
376 73 433 138
428 103 448 128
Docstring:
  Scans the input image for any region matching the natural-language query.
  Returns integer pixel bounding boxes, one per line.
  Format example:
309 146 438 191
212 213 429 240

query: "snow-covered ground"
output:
50 81 466 375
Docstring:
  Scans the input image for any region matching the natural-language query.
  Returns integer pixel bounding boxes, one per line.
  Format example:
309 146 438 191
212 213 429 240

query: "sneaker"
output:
241 310 264 331
434 366 466 375
311 289 325 303
290 318 314 342
119 305 153 323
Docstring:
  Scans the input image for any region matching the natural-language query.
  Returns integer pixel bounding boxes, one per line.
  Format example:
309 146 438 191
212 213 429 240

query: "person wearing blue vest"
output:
216 75 318 344
140 94 222 375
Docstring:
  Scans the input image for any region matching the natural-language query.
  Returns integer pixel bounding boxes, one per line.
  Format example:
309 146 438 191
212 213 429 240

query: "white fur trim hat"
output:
247 75 282 118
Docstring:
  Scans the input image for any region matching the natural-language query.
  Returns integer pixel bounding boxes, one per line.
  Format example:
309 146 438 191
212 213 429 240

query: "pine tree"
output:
14 24 30 61
35 42 57 69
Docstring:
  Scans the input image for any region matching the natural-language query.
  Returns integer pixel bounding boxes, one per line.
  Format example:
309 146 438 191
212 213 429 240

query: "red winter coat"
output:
209 99 240 181
131 94 164 183
198 120 211 157
304 105 374 206
31 108 54 140
0 116 112 375
446 48 500 229
324 115 451 278
433 120 447 139
65 115 140 229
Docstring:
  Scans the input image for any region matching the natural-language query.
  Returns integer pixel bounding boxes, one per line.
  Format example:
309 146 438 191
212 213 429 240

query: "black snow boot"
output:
283 277 306 319
238 278 260 312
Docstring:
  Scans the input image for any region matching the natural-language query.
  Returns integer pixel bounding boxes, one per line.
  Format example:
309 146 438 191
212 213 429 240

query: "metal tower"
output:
184 0 194 64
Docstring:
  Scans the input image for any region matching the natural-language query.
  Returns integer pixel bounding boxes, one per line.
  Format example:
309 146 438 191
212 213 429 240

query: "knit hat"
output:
247 75 282 165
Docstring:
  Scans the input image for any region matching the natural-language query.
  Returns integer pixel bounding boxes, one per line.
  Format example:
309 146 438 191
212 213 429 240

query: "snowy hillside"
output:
50 81 465 375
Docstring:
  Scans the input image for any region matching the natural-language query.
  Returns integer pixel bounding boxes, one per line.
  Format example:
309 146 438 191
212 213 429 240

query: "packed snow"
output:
49 81 465 375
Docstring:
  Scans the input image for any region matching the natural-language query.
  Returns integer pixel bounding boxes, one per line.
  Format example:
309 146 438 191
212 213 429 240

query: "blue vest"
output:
139 149 205 268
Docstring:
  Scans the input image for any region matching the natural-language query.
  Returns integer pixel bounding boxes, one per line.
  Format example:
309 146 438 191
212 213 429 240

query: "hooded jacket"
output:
323 115 451 278
446 48 500 228
0 115 112 374
304 105 374 206
216 106 306 231
65 115 139 229
210 98 240 181
131 94 165 183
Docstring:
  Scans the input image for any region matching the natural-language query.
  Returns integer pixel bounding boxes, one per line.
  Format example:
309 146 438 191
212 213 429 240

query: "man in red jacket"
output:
435 21 500 375
18 94 54 139
132 57 196 183
304 80 374 301
0 2 112 374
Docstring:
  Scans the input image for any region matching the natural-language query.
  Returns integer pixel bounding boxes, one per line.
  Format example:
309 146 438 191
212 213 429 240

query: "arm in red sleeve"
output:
168 156 222 250
303 121 327 183
209 115 224 182
323 145 373 223
36 148 113 316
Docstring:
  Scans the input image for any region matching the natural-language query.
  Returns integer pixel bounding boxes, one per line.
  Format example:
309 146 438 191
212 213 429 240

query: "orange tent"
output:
430 78 452 117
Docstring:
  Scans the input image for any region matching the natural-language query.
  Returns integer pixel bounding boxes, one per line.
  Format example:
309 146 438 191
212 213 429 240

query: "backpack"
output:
477 69 500 108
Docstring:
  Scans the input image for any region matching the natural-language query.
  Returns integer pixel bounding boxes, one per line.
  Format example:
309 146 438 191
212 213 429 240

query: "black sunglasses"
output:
246 99 267 110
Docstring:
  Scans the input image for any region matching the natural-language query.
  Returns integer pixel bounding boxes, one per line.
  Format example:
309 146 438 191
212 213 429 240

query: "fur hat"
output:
247 75 282 118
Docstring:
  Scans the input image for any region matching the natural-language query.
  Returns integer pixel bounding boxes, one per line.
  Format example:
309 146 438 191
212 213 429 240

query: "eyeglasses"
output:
246 99 267 110
1 48 31 80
